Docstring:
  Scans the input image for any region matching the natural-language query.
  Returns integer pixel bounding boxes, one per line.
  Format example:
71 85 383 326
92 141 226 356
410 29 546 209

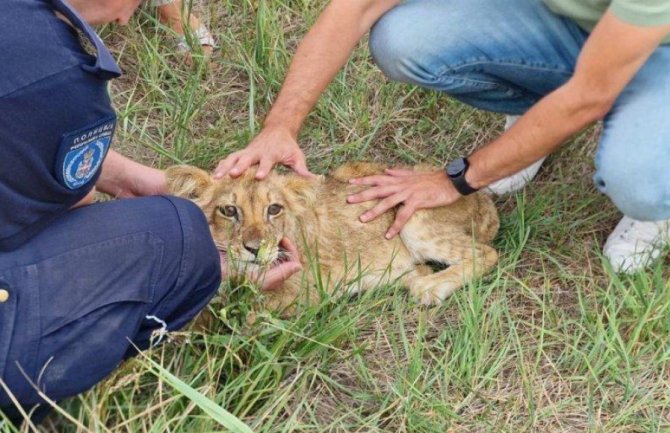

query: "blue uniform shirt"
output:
0 2 221 420
0 0 121 251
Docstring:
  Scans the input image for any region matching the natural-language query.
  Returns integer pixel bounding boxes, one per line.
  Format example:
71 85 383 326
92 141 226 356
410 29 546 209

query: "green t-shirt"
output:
543 0 670 43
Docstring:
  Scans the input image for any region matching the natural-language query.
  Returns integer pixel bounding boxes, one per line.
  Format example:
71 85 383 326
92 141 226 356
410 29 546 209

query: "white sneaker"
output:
503 114 521 131
485 115 546 196
603 216 670 273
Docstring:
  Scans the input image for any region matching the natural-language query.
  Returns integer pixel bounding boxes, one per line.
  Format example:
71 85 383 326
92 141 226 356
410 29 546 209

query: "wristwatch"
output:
445 157 479 196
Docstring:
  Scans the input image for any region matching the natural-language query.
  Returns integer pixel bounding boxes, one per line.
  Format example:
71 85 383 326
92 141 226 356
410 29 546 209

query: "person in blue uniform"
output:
0 0 301 426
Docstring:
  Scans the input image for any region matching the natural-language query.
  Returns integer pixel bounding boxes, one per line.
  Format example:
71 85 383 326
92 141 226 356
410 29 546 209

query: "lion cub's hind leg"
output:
401 221 498 306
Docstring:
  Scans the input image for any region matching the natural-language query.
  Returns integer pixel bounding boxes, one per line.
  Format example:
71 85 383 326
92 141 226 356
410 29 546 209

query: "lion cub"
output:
166 163 499 312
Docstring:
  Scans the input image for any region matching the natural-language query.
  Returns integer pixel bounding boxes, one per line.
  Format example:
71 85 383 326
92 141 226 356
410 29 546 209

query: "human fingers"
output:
213 153 240 179
255 156 275 180
359 191 409 223
228 154 257 178
385 200 418 239
347 185 400 204
279 237 301 259
291 156 317 179
260 261 302 292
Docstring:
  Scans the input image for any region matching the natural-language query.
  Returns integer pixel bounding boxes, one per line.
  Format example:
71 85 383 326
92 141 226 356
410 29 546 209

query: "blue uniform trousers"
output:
0 196 221 420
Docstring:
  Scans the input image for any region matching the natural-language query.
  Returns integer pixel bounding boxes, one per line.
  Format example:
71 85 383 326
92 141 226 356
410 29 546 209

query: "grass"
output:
4 0 670 431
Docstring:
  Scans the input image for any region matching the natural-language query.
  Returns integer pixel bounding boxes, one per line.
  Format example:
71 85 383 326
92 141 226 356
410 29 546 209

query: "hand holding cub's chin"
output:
219 237 302 292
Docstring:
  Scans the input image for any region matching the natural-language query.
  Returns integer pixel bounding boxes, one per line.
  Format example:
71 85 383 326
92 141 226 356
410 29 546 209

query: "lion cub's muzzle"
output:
231 237 286 269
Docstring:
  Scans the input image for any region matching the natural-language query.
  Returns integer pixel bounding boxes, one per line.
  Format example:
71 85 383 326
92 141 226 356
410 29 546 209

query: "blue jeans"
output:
0 196 220 420
369 0 670 221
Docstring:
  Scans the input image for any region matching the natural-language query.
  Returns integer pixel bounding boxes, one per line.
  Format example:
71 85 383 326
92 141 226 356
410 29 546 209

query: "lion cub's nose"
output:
243 243 260 256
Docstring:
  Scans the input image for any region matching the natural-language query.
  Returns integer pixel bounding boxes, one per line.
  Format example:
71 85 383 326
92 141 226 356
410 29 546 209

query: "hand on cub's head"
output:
213 126 316 180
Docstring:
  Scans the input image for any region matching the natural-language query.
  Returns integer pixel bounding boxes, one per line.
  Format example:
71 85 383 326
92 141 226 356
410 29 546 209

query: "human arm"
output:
97 149 166 198
72 150 166 208
214 0 401 179
348 11 670 238
465 11 670 188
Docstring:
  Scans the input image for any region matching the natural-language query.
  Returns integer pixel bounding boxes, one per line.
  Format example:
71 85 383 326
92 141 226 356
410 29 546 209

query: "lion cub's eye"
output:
267 204 283 216
218 206 238 219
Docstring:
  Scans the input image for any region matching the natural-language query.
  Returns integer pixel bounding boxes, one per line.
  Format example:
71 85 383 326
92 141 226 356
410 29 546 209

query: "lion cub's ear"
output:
281 175 320 211
165 165 213 201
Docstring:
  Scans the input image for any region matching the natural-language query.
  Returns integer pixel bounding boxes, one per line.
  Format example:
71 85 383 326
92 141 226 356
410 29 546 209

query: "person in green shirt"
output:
215 0 670 274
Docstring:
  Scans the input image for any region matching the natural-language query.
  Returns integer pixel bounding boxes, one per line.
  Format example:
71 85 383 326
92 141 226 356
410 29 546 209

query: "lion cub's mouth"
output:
270 245 290 267
220 245 290 269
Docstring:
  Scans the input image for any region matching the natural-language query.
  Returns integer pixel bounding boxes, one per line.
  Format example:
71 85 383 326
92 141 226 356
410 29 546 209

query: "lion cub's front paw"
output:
409 282 458 306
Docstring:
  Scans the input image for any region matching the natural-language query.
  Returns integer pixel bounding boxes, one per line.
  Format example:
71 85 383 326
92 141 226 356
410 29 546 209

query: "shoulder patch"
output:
55 117 115 190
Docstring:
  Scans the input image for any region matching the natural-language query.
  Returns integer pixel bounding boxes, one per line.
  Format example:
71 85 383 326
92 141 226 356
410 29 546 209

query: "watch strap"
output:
449 172 479 195
446 157 479 196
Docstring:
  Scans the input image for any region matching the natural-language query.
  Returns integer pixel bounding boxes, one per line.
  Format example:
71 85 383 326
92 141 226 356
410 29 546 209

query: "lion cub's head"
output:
166 165 317 274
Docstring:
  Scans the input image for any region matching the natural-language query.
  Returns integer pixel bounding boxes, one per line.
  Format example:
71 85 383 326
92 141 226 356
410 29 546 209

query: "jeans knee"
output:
594 153 670 221
369 9 411 82
369 4 442 84
369 1 531 114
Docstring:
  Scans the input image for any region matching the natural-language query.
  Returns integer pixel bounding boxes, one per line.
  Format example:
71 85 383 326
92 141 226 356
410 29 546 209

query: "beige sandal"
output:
175 23 218 53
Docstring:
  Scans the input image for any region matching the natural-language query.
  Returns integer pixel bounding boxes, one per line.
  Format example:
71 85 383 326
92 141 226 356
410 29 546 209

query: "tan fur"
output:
166 163 499 313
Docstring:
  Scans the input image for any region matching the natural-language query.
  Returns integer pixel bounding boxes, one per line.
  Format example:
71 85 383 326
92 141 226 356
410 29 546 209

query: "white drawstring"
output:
145 315 169 347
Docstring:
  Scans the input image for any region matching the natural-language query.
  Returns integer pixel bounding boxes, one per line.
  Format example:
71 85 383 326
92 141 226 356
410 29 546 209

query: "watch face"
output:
447 158 467 177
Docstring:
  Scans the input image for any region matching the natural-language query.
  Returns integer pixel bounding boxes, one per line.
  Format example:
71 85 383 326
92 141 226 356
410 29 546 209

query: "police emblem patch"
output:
56 117 116 190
